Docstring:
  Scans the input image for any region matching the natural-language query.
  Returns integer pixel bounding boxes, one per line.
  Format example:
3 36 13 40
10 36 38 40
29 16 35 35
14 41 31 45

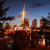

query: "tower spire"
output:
22 3 25 24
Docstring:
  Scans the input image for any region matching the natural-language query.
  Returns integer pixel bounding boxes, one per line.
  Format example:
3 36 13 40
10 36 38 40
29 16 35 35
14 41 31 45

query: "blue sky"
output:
2 0 50 27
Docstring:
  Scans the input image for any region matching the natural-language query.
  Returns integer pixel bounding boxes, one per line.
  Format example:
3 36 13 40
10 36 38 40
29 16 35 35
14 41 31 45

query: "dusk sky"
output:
1 0 50 27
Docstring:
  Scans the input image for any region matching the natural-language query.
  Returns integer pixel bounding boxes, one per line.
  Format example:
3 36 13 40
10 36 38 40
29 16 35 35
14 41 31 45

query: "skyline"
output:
1 0 50 27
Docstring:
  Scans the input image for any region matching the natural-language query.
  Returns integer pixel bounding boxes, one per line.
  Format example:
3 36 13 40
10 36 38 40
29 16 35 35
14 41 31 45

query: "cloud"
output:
30 3 43 8
29 2 50 8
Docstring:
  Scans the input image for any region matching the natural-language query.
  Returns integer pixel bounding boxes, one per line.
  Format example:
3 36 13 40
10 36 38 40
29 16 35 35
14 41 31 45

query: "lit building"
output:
32 20 35 27
24 18 29 27
32 19 37 30
34 19 37 28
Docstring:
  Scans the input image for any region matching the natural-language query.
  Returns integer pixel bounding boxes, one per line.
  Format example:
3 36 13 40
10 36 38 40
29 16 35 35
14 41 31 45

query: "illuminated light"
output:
18 27 23 30
4 32 9 34
14 27 17 31
43 38 45 46
5 35 8 39
37 30 40 32
14 27 24 30
22 3 25 24
25 27 31 32
26 27 29 29
14 28 16 30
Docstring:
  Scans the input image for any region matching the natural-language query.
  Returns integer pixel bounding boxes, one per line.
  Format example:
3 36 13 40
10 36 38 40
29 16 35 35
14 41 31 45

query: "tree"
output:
0 1 9 17
0 1 15 28
41 16 50 29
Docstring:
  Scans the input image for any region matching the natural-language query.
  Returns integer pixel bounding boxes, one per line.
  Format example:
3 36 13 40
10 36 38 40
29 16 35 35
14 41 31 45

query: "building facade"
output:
24 18 29 27
32 19 37 30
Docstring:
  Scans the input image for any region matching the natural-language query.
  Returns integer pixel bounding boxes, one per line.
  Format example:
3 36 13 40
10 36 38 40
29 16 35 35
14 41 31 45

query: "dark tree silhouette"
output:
41 16 50 29
0 1 15 27
0 1 9 17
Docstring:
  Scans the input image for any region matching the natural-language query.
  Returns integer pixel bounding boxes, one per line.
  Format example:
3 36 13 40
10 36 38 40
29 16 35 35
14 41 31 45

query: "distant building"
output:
21 18 29 28
24 18 29 27
34 19 37 28
32 19 37 29
32 20 35 27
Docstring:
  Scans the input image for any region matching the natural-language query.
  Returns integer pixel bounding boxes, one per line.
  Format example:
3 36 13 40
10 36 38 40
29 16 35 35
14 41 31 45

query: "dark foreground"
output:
21 47 50 50
0 30 50 50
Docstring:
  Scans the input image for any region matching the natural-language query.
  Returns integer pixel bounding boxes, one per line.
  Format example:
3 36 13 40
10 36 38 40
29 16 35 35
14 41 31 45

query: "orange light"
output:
43 38 45 46
22 3 25 24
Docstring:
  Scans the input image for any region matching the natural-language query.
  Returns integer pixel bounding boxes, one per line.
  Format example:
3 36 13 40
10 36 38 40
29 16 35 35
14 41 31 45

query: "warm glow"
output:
43 38 45 46
14 27 17 30
14 27 18 31
22 3 25 24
